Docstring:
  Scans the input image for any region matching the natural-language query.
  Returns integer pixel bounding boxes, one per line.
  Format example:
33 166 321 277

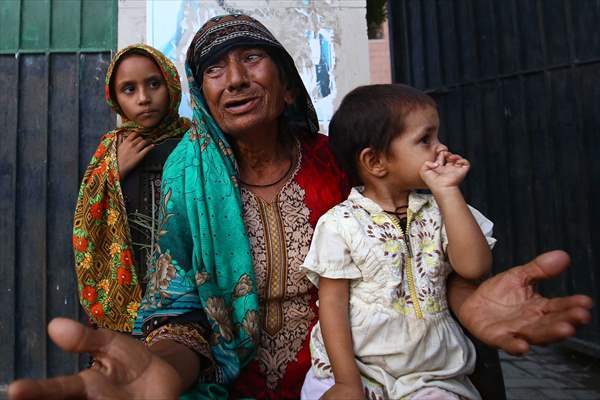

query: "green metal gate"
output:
0 0 117 382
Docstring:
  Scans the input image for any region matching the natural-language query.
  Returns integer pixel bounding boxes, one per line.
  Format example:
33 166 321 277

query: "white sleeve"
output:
301 211 362 288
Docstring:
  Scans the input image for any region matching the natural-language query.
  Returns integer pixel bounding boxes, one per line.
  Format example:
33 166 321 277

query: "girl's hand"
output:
117 132 155 179
322 382 365 400
420 149 469 194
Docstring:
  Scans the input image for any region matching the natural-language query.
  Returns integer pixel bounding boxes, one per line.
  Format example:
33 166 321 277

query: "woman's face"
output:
201 47 293 137
113 54 170 128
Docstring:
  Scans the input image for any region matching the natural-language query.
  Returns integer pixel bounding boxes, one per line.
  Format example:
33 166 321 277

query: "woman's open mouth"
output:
224 97 259 114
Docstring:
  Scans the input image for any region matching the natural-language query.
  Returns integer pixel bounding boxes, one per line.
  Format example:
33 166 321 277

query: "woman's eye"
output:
246 52 264 62
204 66 221 76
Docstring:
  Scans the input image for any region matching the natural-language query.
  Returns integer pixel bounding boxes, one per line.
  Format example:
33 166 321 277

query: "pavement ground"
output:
500 344 600 400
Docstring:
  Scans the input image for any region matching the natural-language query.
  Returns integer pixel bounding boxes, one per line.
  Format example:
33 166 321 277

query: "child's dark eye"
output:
420 135 430 144
122 85 135 94
149 79 163 89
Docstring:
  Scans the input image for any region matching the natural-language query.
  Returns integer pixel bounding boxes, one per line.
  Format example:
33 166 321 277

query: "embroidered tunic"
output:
303 188 496 400
138 135 350 399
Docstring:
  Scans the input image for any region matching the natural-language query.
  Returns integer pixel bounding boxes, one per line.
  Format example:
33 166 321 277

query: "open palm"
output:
8 318 182 400
455 251 593 355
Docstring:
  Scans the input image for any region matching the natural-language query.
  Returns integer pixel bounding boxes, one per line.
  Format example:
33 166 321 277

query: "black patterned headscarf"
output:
187 14 319 138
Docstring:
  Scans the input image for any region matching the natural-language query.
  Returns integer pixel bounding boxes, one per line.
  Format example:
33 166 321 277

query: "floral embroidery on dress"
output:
241 177 315 390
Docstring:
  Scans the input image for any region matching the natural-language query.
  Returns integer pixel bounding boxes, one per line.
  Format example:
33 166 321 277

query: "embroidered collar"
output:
348 187 432 215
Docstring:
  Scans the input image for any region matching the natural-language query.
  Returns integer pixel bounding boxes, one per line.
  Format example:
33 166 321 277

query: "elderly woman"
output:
9 14 591 400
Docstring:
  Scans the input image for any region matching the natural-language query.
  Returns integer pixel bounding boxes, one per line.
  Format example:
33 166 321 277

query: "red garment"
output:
231 134 350 398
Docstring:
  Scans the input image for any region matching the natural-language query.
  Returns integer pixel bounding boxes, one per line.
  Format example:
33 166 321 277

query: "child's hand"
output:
117 132 155 179
420 149 470 194
322 382 365 400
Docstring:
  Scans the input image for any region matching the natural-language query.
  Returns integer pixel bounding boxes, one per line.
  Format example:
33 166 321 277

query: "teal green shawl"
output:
134 53 260 400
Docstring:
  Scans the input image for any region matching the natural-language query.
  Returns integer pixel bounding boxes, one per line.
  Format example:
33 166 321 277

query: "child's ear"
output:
358 147 388 178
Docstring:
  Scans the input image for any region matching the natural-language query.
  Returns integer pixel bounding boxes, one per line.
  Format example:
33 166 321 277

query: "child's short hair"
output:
329 84 437 184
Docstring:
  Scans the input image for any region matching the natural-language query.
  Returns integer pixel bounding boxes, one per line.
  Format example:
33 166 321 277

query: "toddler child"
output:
301 84 496 399
73 44 191 332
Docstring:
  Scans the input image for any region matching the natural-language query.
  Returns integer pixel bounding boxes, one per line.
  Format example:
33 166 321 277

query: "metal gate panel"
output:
389 0 600 348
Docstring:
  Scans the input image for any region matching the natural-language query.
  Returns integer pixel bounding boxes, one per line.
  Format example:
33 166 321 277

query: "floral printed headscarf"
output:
73 44 191 332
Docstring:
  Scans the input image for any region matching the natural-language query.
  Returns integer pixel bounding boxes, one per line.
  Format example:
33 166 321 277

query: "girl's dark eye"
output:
420 135 430 144
122 85 134 94
149 79 162 89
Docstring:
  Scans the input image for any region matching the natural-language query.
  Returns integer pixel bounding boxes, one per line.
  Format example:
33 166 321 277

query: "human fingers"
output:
448 154 469 166
134 139 153 152
542 294 593 314
493 331 530 356
137 143 155 158
422 160 439 171
517 317 577 346
8 375 86 400
436 150 446 166
125 132 140 142
510 299 591 348
517 250 571 286
48 318 116 355
130 135 145 147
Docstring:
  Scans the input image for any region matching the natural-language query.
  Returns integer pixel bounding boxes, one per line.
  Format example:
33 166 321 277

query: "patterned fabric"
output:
135 14 349 399
73 44 191 332
137 135 347 400
302 188 496 400
146 323 214 376
231 135 349 400
133 27 264 396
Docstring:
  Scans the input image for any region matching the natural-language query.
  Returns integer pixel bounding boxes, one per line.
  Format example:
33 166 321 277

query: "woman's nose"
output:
225 61 249 91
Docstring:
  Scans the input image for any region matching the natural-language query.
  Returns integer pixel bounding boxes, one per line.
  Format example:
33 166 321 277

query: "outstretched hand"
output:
420 150 470 193
453 250 593 355
8 318 182 400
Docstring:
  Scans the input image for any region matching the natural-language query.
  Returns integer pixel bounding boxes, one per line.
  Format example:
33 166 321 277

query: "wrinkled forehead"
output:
187 14 283 79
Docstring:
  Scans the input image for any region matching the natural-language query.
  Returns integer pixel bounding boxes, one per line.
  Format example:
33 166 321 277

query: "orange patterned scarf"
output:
73 44 191 332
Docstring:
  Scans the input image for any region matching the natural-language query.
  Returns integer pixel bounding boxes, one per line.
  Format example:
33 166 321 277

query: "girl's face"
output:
383 105 447 189
113 54 170 128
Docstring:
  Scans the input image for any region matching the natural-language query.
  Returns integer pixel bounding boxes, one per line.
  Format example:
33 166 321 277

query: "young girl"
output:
73 44 191 333
301 84 496 400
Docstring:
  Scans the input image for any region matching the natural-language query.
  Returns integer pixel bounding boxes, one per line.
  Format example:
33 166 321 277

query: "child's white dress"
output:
301 188 496 400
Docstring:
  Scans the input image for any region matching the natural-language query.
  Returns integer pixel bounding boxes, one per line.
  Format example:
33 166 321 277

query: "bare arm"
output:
148 339 200 394
433 187 492 279
319 277 364 399
421 150 491 279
